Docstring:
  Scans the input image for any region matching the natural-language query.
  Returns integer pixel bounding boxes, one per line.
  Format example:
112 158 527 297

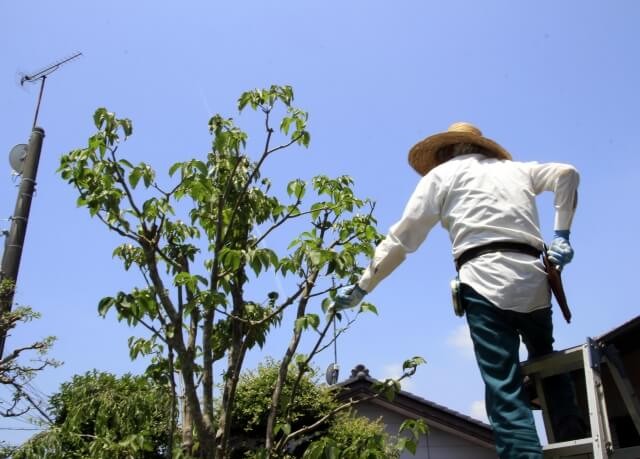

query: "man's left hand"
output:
547 230 574 268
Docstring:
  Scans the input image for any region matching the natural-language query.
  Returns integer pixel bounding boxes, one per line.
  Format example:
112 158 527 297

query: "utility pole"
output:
0 52 81 359
0 128 45 356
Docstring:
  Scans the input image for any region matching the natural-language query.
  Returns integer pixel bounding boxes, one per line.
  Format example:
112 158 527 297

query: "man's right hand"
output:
547 230 574 268
333 284 367 311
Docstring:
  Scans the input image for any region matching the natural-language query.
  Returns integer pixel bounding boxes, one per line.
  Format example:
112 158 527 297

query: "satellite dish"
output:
325 363 339 385
9 144 28 174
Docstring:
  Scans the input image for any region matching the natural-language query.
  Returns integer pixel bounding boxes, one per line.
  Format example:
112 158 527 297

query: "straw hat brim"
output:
408 131 512 176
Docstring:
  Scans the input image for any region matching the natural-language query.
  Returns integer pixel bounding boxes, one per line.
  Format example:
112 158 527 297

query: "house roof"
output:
335 364 495 448
595 314 640 355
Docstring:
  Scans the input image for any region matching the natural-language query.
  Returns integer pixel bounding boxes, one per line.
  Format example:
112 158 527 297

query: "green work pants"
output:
462 283 579 459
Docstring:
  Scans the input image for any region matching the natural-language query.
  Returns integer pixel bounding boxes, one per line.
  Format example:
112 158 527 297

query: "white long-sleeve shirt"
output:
358 154 579 313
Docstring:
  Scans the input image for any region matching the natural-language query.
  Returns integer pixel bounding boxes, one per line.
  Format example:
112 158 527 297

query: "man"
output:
335 122 583 459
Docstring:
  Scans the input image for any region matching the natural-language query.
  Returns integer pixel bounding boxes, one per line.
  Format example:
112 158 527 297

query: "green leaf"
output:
238 92 251 111
119 159 133 169
384 385 397 401
308 250 322 266
274 422 291 436
306 313 320 330
141 163 155 187
168 162 182 177
294 317 308 333
280 116 293 135
402 356 427 372
93 107 108 128
359 302 378 315
299 130 311 147
129 168 141 189
286 179 305 198
321 297 332 313
98 296 114 316
399 418 429 437
325 444 339 459
302 442 323 459
294 314 319 332
174 272 200 294
119 118 133 138
396 437 417 455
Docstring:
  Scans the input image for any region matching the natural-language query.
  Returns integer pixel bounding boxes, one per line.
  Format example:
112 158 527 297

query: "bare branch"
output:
305 286 337 300
283 370 417 447
251 280 307 326
137 318 168 346
281 394 377 447
251 204 341 248
0 342 49 370
9 381 53 424
0 397 28 418
152 178 184 199
152 244 183 273
265 133 304 156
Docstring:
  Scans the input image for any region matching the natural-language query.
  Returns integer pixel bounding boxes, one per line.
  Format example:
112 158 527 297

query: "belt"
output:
455 241 542 271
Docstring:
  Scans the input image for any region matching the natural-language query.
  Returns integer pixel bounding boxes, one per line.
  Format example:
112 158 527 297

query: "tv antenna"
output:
20 52 82 129
0 52 82 360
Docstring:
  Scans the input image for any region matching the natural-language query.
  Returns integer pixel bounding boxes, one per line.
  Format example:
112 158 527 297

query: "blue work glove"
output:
333 284 367 311
547 230 574 268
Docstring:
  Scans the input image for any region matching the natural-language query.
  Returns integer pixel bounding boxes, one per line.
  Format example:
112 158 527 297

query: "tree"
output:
229 359 427 459
12 370 175 459
302 414 427 459
229 358 337 456
0 279 58 425
58 85 425 458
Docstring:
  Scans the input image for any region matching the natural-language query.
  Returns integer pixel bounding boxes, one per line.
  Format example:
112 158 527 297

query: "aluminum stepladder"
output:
521 338 640 459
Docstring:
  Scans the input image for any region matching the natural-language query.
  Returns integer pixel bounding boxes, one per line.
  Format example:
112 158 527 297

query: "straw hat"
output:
408 122 512 176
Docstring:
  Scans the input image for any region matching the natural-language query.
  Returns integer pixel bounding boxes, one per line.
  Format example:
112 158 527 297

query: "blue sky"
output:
2 0 639 446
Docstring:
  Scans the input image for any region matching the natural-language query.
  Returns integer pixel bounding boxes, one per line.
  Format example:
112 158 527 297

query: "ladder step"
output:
542 437 594 457
522 345 585 378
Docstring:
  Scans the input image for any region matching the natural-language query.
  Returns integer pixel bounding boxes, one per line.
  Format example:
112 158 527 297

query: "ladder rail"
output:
522 336 640 458
522 340 614 458
583 339 613 458
601 345 640 437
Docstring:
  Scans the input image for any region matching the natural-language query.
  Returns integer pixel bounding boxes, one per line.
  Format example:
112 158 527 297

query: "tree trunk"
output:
214 281 248 459
202 307 215 428
265 270 319 452
173 333 215 458
180 385 194 454
143 247 215 457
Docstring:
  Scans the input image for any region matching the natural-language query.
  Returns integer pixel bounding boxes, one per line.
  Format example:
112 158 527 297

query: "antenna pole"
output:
0 128 45 358
32 76 47 130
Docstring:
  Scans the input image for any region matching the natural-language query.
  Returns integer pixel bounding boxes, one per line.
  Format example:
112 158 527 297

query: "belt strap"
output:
455 241 542 271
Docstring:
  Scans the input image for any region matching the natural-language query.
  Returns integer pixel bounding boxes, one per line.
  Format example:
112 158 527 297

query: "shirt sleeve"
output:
358 174 442 293
527 162 580 231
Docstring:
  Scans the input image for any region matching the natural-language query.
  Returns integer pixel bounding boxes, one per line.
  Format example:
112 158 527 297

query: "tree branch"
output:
108 146 144 219
251 204 340 249
10 381 53 424
283 370 416 447
265 133 304 156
